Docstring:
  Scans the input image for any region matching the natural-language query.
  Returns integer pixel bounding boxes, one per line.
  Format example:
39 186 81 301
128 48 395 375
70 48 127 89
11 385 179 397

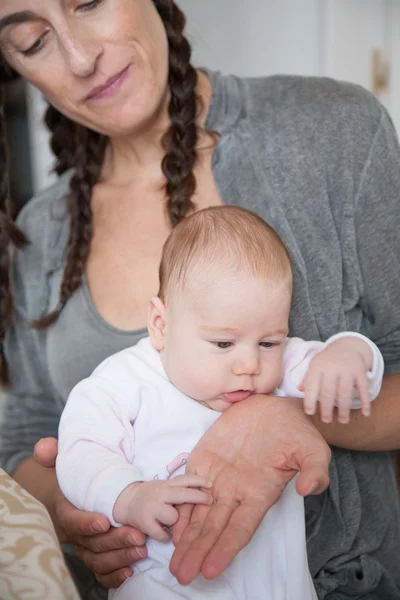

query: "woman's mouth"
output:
85 65 131 102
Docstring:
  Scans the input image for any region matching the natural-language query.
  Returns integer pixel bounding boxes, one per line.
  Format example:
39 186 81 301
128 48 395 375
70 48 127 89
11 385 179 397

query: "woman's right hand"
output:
34 438 147 589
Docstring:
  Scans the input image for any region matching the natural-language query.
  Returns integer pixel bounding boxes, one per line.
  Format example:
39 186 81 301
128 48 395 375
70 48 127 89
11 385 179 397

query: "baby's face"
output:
160 273 291 412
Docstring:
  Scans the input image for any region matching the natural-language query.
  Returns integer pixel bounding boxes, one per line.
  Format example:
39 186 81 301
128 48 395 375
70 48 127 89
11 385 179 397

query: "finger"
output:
33 437 58 468
336 375 354 424
169 475 212 489
303 370 321 415
76 544 147 576
356 373 371 417
55 493 111 540
201 501 265 580
145 519 171 543
156 504 179 527
319 375 337 423
172 503 193 547
165 487 213 506
96 568 133 590
295 445 331 497
74 525 146 553
170 501 234 585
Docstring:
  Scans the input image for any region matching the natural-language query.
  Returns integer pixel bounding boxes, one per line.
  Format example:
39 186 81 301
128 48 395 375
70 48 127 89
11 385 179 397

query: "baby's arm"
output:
57 363 211 534
113 476 212 542
280 332 384 424
56 373 146 527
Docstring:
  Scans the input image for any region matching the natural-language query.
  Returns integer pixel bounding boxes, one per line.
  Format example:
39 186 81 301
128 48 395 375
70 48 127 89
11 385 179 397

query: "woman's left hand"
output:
170 394 330 585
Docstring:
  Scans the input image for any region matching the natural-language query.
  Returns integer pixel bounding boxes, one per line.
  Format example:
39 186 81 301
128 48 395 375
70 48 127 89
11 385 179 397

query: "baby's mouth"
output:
221 390 253 403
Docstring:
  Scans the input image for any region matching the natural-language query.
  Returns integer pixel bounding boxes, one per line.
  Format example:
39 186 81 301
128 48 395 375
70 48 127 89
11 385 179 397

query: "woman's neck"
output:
102 70 213 187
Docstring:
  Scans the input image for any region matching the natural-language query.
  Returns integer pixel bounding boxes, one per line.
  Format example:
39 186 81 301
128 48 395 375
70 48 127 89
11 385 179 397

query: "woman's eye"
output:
77 0 104 12
213 342 233 349
22 35 46 57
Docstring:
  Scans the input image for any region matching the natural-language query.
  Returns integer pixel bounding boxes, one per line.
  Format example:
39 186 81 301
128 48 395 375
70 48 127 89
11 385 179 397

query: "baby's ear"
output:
148 297 167 350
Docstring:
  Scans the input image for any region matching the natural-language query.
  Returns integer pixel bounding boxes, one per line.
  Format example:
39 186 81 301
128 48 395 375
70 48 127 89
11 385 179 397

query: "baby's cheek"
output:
264 355 285 391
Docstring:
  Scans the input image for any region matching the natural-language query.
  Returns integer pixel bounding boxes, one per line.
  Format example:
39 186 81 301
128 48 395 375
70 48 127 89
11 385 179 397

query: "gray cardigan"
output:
1 70 400 599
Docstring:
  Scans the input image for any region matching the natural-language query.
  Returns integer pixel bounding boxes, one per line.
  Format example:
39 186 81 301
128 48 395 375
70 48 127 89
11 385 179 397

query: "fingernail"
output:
137 546 147 559
307 481 319 495
92 520 106 532
129 534 140 546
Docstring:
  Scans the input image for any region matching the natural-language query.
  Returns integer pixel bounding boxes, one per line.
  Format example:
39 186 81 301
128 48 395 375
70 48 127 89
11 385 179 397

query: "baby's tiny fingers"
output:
169 474 212 489
303 371 321 416
356 374 371 417
146 519 171 543
156 504 179 527
166 486 213 506
319 375 337 423
336 375 353 424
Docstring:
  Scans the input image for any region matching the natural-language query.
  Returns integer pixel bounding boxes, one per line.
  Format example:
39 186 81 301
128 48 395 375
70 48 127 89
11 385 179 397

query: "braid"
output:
3 0 199 354
32 121 107 329
156 0 199 227
35 0 199 329
44 105 79 175
0 62 29 385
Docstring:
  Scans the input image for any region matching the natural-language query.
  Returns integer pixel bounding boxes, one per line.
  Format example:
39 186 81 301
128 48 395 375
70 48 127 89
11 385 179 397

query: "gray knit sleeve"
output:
0 180 69 474
354 106 400 374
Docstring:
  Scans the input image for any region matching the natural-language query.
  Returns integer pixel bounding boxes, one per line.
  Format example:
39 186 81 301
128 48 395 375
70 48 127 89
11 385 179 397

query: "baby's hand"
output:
113 475 212 542
301 337 373 424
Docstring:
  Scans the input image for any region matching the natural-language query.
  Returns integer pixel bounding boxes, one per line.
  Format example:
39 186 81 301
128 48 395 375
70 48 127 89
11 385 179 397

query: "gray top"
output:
1 70 400 599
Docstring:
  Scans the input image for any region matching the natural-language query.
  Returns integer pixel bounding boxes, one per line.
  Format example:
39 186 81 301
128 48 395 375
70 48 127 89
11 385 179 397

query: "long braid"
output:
32 116 107 329
34 0 199 329
0 63 29 385
2 0 199 367
44 106 79 176
157 0 199 226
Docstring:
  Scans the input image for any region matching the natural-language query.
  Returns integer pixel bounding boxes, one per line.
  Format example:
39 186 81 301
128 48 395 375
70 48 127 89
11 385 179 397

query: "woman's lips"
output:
85 65 131 102
221 391 253 403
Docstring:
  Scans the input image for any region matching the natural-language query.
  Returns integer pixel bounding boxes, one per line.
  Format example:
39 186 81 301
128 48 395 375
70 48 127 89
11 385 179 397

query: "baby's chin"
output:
200 398 231 413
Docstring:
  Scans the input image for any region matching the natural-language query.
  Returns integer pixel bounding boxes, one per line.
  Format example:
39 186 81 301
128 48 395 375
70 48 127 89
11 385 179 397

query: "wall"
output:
25 1 399 195
322 0 392 118
26 86 57 193
177 0 323 77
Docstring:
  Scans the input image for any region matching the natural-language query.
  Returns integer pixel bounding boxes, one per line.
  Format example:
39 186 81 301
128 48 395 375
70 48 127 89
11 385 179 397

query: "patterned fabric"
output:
0 468 79 600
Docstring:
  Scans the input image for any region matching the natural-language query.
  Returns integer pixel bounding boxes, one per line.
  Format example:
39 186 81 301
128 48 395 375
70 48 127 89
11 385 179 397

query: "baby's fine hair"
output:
158 205 292 302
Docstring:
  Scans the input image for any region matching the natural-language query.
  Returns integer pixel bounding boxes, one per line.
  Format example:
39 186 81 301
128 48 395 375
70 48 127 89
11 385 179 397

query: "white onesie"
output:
57 333 383 600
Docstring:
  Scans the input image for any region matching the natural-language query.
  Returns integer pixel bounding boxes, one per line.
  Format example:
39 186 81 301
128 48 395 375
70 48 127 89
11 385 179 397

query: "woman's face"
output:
0 0 170 136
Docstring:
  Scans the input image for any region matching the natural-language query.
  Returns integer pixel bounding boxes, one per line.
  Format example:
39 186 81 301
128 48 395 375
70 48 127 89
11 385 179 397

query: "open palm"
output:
170 394 330 585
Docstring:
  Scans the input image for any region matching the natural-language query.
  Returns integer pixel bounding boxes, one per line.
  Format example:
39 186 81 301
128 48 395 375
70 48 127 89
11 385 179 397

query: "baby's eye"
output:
259 341 275 348
213 341 233 349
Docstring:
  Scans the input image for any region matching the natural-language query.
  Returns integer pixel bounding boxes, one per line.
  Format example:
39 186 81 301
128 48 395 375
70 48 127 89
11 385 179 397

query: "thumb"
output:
34 437 59 468
295 450 331 497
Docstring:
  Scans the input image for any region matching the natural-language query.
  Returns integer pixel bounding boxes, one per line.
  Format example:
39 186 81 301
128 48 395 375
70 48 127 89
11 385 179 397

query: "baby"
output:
57 206 383 600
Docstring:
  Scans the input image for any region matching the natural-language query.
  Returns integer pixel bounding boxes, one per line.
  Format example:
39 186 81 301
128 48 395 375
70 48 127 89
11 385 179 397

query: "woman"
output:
0 1 398 599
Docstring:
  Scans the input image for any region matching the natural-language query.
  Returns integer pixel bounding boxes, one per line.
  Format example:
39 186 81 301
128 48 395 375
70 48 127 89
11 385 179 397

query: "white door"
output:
177 0 323 77
322 0 394 125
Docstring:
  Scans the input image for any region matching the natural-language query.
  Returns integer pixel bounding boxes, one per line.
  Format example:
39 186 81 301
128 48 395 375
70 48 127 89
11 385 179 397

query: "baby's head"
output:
148 206 292 412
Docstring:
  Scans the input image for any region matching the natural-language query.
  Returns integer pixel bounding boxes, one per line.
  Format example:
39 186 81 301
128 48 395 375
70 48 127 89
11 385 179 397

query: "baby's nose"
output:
233 350 260 376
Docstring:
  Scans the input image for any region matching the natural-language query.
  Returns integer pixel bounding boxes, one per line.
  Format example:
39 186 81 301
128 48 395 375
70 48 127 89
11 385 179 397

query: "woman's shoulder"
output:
11 171 72 313
241 74 384 127
15 171 71 269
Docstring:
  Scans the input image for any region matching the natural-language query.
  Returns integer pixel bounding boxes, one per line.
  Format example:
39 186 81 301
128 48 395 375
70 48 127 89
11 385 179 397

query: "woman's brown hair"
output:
0 0 199 385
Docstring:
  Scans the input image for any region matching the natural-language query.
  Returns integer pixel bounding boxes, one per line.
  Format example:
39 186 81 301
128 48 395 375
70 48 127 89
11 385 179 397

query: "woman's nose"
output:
59 29 103 78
